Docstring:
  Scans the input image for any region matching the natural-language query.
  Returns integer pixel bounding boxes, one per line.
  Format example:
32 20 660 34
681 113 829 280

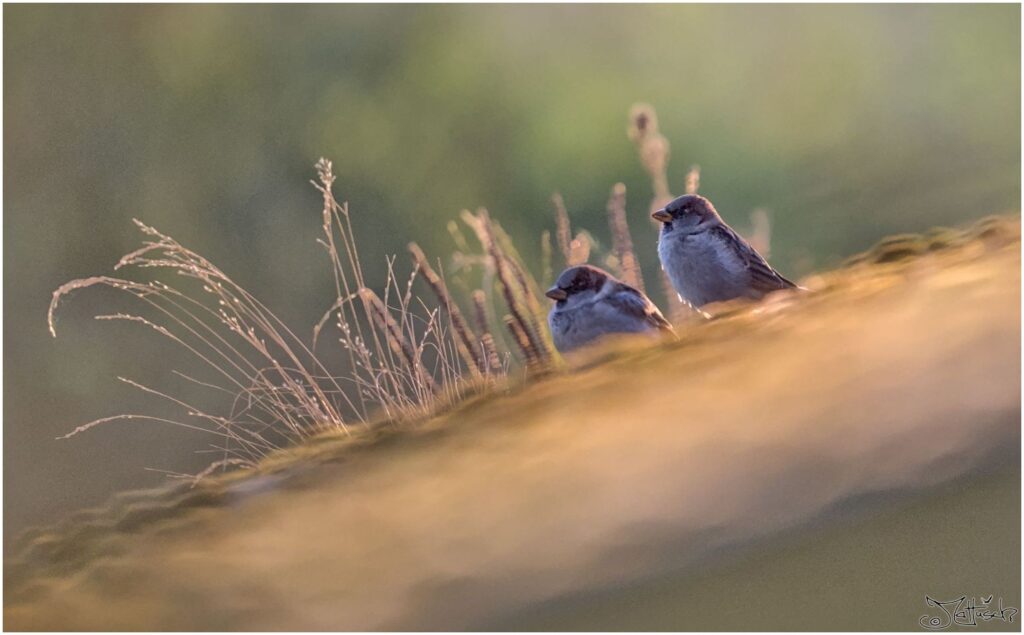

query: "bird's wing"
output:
607 284 676 334
711 224 798 292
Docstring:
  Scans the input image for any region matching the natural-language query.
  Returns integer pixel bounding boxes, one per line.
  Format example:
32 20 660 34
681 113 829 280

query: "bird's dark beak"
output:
651 209 672 223
545 286 568 301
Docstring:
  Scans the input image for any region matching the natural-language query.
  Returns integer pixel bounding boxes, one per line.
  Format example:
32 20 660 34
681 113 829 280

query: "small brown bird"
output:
653 194 797 308
545 265 674 353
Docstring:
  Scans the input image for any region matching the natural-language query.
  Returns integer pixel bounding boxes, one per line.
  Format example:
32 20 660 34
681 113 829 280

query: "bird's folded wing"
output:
608 285 676 334
713 225 797 292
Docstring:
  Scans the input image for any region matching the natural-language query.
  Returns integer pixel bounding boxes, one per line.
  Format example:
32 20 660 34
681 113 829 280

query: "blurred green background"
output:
3 4 1019 543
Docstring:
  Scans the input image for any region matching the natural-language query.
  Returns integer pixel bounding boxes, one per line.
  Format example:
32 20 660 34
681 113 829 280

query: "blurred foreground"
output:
5 218 1020 630
5 4 1021 537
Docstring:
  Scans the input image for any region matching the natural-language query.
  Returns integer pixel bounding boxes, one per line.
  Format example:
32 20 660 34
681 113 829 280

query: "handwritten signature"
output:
920 595 1018 630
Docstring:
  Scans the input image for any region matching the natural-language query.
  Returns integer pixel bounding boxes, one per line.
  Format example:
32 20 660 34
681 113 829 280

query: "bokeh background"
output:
4 4 1020 544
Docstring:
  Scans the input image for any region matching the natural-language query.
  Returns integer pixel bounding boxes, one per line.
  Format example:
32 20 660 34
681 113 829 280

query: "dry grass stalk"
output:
628 103 691 324
471 289 503 373
506 254 544 321
628 103 673 211
408 242 485 377
606 182 645 293
503 251 559 361
502 314 539 370
685 165 701 196
358 287 438 397
490 219 560 362
446 220 470 253
490 219 547 325
313 158 377 419
551 192 573 266
549 192 598 303
568 231 592 266
467 208 550 368
315 159 478 419
540 230 553 286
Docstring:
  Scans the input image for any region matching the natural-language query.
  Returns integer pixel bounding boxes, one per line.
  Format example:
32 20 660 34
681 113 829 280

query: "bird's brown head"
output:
652 194 719 229
546 265 611 302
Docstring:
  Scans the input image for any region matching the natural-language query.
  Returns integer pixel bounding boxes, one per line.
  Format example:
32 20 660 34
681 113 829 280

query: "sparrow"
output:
545 264 674 353
652 194 797 308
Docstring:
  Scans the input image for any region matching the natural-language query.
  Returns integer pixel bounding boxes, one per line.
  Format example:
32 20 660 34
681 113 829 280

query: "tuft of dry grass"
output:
407 241 485 379
628 103 672 212
540 230 553 286
48 101 753 481
684 165 701 196
629 103 692 323
48 159 550 480
552 192 573 266
568 231 593 267
48 220 351 469
357 286 439 398
471 290 503 373
502 314 540 372
606 182 645 293
462 208 553 370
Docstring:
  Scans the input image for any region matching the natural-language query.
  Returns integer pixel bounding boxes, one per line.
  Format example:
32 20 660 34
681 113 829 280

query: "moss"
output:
838 215 1019 269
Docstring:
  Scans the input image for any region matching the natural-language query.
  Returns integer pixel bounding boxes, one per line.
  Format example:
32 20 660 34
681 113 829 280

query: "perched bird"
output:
545 264 674 353
652 194 797 308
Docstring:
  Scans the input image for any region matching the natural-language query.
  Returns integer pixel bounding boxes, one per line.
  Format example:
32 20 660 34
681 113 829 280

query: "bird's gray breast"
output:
657 228 752 307
548 300 655 353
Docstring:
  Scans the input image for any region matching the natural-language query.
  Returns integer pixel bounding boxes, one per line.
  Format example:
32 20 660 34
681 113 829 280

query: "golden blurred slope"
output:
5 217 1020 630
